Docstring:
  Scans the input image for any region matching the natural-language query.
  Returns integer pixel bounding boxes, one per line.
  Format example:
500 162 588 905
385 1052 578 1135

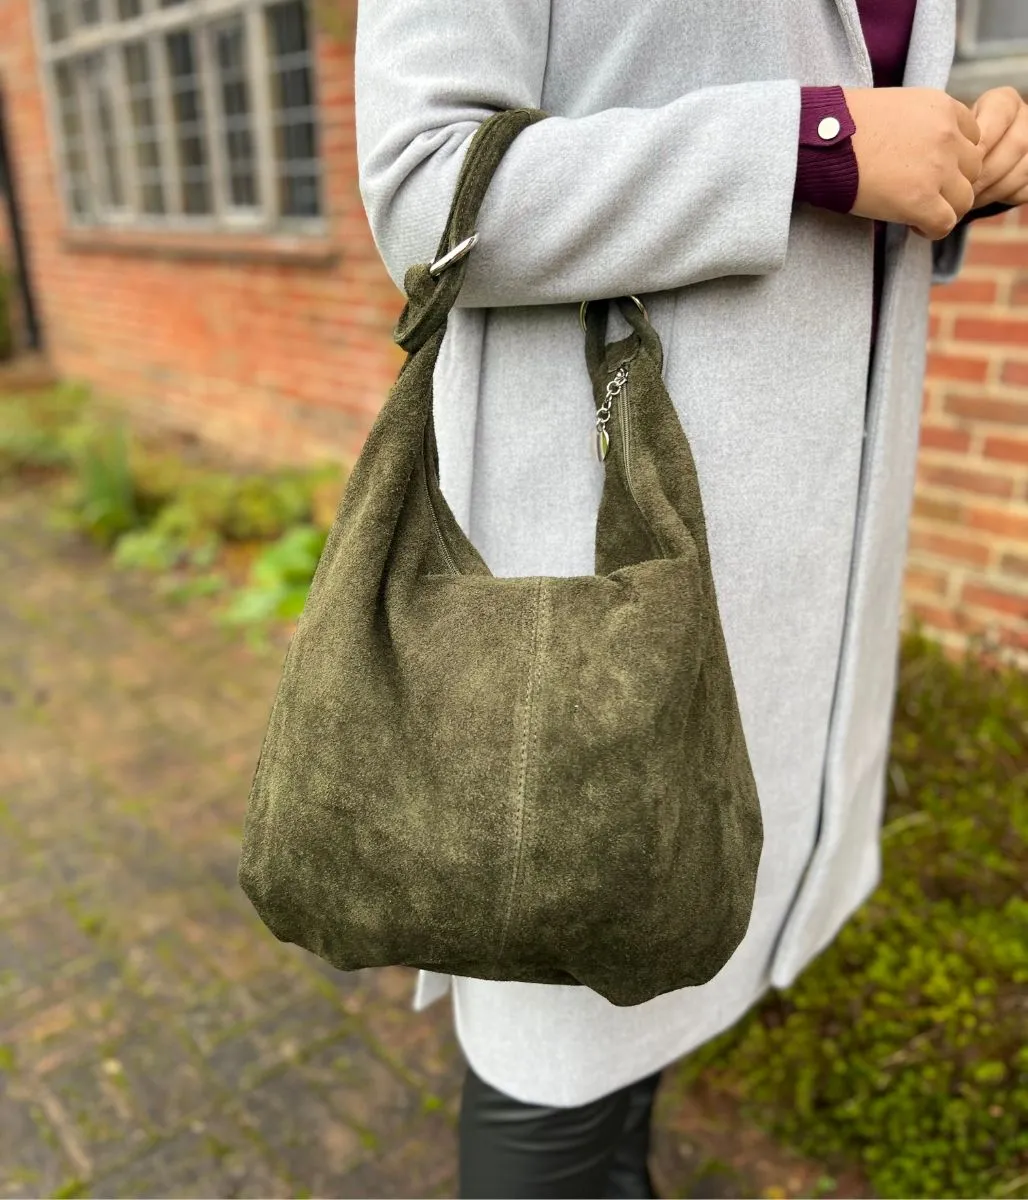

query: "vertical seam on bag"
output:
496 577 545 960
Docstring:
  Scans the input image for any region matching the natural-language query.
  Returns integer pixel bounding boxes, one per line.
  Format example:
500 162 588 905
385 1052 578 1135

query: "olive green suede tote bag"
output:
238 107 763 1007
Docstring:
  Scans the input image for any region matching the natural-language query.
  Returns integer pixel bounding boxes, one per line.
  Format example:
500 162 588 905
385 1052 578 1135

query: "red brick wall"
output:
1 0 1027 654
912 206 1028 656
0 0 404 464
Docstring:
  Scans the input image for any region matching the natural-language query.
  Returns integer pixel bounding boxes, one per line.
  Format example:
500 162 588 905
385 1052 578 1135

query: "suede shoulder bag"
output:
238 107 763 1007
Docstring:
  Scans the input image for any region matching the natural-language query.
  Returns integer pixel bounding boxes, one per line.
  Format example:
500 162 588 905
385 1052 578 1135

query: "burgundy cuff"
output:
794 85 859 214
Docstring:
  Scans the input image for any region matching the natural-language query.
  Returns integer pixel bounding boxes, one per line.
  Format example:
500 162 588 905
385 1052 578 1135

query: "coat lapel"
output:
832 0 873 85
903 0 958 89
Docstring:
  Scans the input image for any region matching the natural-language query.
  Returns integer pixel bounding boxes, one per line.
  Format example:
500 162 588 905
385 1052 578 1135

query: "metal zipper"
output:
422 456 460 574
615 368 665 559
594 352 636 462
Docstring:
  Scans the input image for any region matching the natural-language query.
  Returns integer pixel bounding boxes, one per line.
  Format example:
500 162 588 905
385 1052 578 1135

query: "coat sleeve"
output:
354 0 802 308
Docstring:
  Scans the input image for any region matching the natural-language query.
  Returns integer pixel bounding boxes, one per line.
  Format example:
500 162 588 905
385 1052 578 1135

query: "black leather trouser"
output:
458 1065 662 1199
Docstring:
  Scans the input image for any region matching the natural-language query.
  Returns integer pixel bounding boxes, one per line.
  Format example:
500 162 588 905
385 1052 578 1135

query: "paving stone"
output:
0 483 778 1199
87 1115 289 1199
237 1067 372 1192
0 1077 79 1199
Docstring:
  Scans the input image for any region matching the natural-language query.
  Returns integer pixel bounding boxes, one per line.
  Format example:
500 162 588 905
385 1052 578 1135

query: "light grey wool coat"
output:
354 0 970 1107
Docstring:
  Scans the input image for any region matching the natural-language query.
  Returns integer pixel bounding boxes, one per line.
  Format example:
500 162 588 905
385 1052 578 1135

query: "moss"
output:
681 632 1028 1199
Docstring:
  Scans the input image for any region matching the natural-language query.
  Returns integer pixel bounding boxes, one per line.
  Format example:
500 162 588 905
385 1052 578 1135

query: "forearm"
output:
355 0 802 308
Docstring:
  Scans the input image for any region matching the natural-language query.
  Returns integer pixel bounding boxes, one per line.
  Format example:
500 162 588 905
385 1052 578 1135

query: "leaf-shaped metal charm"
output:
595 427 610 462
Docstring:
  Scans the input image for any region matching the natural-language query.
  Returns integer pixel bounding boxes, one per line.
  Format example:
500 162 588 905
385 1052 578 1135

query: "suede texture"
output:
238 109 763 1008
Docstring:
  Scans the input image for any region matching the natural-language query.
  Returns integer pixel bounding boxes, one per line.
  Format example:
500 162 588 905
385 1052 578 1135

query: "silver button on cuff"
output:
817 116 842 141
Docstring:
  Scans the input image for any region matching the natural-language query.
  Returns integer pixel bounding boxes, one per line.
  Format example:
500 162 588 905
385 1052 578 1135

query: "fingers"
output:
975 154 1028 208
953 98 982 147
957 132 986 188
918 194 962 240
972 86 1022 151
975 111 1028 199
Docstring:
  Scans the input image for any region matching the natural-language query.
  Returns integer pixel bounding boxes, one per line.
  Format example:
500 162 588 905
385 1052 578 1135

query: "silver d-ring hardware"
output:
578 294 648 333
429 233 480 278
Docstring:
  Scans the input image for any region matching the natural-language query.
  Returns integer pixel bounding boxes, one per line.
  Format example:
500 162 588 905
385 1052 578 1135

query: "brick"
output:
917 463 1014 499
944 394 1028 426
983 435 1028 465
1000 553 1028 579
953 317 1028 345
965 239 1028 269
919 424 972 453
907 602 969 634
908 529 991 568
912 495 965 525
966 506 1028 541
1002 360 1028 388
904 566 950 597
925 353 990 383
961 582 1028 619
930 278 998 306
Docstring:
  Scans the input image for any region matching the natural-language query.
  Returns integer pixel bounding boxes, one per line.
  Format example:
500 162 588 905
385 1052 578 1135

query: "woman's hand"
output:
843 87 983 238
971 86 1028 208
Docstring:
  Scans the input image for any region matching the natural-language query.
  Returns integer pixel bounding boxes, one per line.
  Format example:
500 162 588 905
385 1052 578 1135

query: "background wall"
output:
914 205 1028 654
1 0 1026 653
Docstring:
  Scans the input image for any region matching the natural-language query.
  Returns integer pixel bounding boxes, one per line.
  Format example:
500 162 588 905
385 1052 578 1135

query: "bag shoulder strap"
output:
393 107 547 354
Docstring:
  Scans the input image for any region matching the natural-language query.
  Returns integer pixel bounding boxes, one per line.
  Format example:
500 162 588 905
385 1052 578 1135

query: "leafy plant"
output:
223 524 327 630
0 384 87 475
678 632 1028 1199
58 421 140 545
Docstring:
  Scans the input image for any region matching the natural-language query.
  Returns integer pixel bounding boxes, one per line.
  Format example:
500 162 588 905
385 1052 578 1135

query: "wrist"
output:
795 85 859 214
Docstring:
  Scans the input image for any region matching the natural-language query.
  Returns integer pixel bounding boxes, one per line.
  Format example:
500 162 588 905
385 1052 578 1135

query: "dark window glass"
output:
123 40 165 214
81 53 125 209
978 0 1028 44
54 61 90 215
266 0 321 217
44 0 70 43
165 29 212 214
212 17 258 208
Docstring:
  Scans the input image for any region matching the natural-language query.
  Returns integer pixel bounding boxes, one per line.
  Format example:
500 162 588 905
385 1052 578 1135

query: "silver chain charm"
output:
595 365 629 462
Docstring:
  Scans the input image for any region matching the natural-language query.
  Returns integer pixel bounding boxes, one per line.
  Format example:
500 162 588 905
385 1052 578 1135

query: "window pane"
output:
80 53 126 210
211 17 259 209
124 40 165 214
54 61 91 215
78 0 101 26
979 0 1028 44
266 0 321 217
43 0 71 42
165 29 212 214
117 0 143 18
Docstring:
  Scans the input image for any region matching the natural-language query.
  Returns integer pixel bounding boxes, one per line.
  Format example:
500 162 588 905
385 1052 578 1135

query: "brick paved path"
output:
0 478 850 1200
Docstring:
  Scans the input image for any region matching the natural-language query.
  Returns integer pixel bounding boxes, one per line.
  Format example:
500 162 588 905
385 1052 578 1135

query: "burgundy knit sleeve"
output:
794 85 859 214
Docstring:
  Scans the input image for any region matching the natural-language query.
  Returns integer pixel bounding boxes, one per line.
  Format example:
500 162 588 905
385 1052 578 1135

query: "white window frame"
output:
33 0 325 235
950 0 1028 101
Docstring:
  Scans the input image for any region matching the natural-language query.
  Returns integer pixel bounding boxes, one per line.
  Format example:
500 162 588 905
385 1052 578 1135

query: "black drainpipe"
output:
0 79 43 352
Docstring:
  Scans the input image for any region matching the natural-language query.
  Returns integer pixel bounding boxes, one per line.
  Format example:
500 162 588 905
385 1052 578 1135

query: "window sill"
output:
61 227 342 268
949 57 1028 103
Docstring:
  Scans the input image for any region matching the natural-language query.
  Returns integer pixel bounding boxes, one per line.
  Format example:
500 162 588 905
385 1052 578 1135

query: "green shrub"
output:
0 385 88 475
222 524 327 630
682 632 1028 1199
58 421 140 545
130 451 341 545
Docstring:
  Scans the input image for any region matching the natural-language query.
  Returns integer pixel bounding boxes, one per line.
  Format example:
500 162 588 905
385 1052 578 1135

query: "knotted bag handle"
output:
392 107 548 355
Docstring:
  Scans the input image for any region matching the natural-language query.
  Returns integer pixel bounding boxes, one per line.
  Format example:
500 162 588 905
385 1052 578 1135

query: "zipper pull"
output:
594 364 629 462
